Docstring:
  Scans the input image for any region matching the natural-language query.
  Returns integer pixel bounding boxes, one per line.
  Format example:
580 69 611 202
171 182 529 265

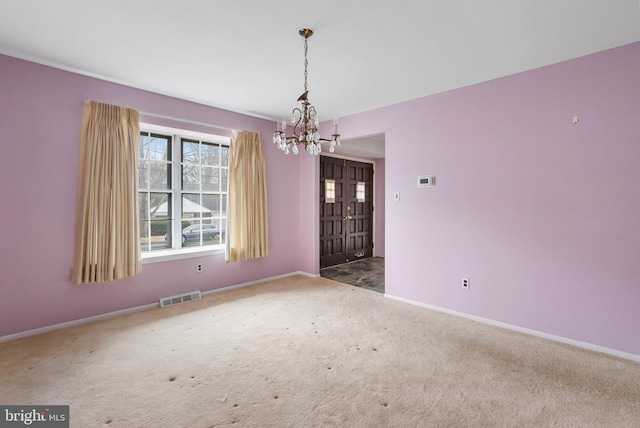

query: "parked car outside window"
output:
164 224 226 244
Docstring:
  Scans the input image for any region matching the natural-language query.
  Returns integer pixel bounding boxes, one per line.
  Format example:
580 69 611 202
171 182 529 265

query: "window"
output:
139 124 229 260
356 182 366 203
325 179 336 203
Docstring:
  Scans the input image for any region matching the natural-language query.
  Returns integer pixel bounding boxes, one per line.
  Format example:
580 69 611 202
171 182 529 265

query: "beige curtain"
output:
227 130 269 262
71 101 141 284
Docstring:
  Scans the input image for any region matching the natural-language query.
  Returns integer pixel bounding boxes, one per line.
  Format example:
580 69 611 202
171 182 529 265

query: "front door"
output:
320 156 374 268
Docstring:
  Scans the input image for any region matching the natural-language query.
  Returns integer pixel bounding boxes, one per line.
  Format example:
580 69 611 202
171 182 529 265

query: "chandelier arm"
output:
290 107 304 140
318 135 341 142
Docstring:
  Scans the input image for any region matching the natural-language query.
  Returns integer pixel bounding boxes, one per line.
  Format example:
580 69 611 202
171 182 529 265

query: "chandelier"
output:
273 28 341 155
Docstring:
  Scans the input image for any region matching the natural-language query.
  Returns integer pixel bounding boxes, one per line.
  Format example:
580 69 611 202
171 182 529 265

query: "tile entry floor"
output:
320 257 385 293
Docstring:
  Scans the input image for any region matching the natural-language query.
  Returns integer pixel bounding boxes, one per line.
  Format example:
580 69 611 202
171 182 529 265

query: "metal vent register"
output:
160 291 202 307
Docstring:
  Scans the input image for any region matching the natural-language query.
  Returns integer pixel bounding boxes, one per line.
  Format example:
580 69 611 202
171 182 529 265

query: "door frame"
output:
319 153 377 265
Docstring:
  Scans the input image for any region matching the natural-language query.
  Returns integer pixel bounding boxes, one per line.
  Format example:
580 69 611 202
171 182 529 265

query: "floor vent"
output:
160 290 202 308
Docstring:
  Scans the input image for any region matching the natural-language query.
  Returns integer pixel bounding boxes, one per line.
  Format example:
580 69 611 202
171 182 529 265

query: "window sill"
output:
142 246 225 264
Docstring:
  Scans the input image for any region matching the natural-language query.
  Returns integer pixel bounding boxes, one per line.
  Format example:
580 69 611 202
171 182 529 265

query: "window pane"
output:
140 220 150 251
182 193 201 219
149 161 170 189
182 140 199 164
150 193 170 220
202 167 219 192
200 218 225 246
181 219 202 247
182 165 200 191
140 133 149 157
139 193 149 220
150 220 171 249
357 182 366 202
150 136 170 160
201 143 220 166
221 146 230 167
202 194 221 216
201 219 218 247
140 133 171 191
139 160 149 188
221 168 228 192
140 218 171 251
325 179 336 203
140 134 170 160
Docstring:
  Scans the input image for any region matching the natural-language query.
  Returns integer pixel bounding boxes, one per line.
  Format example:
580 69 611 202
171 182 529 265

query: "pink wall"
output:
297 153 319 274
336 42 640 356
0 55 305 337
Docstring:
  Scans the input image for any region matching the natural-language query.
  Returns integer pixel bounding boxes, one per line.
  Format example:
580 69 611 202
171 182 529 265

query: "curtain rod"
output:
84 101 248 132
138 110 235 132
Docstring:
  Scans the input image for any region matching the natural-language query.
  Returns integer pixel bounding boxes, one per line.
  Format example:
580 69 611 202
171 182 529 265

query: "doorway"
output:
319 156 374 269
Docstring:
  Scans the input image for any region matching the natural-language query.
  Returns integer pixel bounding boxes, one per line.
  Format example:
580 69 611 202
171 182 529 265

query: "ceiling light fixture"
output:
273 28 341 155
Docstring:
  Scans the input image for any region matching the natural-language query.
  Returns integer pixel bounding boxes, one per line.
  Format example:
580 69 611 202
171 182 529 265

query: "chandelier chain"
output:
303 36 308 92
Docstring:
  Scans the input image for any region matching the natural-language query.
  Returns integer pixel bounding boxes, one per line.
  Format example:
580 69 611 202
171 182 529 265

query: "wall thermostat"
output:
417 175 435 188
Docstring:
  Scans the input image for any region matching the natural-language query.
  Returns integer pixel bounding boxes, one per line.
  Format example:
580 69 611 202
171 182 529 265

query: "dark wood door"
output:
320 157 373 268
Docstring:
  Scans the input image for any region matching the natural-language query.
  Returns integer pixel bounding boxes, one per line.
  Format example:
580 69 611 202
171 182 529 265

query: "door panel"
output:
345 161 373 261
320 157 373 268
320 157 347 268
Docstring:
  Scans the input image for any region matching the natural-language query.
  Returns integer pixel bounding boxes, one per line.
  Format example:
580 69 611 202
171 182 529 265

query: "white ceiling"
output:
2 1 640 137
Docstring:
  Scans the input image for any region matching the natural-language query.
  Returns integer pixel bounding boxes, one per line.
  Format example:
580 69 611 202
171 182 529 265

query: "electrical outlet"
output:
196 263 203 273
461 277 470 289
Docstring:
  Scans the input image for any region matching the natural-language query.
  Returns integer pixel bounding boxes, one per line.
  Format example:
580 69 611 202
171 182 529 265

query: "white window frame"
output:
139 123 230 264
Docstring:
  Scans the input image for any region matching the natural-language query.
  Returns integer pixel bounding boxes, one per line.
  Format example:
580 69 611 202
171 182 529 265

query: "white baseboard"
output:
385 293 640 363
201 271 319 296
0 303 159 344
0 271 316 343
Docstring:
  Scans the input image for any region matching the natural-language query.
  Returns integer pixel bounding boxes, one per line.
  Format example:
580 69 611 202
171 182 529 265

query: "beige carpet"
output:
1 275 639 427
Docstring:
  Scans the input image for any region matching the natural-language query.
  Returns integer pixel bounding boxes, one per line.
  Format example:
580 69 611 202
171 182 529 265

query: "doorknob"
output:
344 206 352 220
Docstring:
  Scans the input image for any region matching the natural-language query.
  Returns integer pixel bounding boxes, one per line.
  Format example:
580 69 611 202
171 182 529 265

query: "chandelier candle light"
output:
273 28 341 155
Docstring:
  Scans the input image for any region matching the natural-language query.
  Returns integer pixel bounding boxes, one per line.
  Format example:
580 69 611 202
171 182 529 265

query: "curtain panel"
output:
227 130 269 262
71 101 141 284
